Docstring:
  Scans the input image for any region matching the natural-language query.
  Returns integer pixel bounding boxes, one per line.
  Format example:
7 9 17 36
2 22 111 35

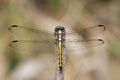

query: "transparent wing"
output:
9 38 104 54
8 24 105 40
9 25 105 37
8 24 105 54
67 25 105 38
8 24 53 40
9 39 55 54
66 39 104 53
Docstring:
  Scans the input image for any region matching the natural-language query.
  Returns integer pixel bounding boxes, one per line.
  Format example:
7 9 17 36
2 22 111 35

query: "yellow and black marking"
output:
58 43 63 73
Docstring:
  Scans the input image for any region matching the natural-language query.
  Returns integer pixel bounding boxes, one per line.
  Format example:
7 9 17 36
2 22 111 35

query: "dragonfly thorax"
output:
54 26 66 43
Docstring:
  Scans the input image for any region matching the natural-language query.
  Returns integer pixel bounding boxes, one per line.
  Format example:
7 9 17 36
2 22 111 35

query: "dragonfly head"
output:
54 26 66 36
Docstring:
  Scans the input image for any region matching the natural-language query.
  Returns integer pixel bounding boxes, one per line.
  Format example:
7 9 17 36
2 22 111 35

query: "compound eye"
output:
61 27 64 31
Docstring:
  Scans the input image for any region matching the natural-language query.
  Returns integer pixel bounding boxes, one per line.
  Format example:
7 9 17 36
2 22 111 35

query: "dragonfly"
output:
8 24 105 80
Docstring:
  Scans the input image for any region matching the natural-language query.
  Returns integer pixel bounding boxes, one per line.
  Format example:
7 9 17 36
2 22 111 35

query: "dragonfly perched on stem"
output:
8 24 105 80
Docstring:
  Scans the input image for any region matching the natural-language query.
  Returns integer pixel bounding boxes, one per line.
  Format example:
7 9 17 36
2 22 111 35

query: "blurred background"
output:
0 0 120 80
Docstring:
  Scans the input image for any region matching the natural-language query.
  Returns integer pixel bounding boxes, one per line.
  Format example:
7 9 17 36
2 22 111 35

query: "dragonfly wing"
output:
9 40 55 54
66 39 104 53
68 25 105 38
8 24 53 40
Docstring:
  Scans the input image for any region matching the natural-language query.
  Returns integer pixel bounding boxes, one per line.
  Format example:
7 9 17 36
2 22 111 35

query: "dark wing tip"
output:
9 40 18 47
11 24 18 27
98 39 104 44
98 25 106 30
8 24 18 31
12 40 18 43
98 25 104 26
